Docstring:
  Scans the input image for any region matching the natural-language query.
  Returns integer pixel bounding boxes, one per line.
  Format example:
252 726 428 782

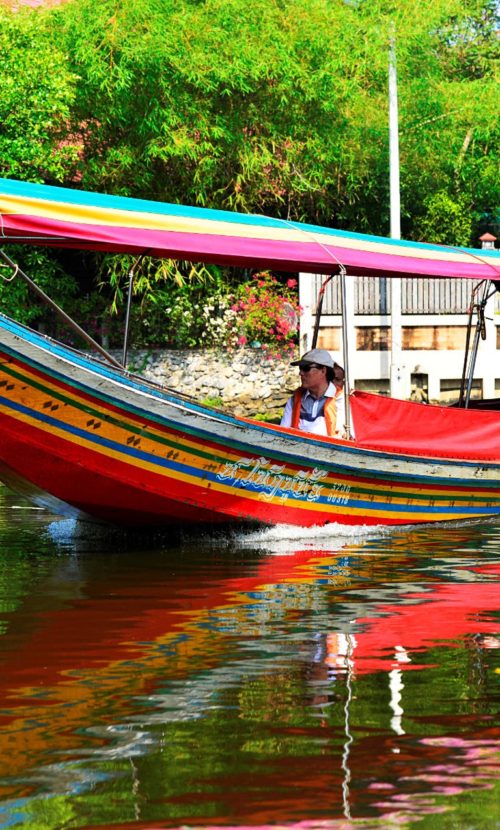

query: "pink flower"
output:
237 335 247 346
287 278 298 288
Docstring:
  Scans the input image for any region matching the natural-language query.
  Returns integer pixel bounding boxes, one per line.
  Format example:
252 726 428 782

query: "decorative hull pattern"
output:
0 315 499 528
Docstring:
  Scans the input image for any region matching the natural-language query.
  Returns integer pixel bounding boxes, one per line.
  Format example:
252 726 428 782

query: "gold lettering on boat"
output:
216 456 332 503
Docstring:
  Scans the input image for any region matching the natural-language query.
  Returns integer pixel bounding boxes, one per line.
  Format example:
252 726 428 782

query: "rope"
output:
0 262 18 282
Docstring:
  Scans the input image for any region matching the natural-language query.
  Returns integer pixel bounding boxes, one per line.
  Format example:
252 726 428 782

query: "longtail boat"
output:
0 177 499 527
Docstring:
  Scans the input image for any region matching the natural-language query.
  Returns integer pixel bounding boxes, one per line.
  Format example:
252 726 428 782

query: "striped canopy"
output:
0 177 498 280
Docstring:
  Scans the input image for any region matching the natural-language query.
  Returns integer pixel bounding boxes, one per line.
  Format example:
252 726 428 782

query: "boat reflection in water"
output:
0 506 498 828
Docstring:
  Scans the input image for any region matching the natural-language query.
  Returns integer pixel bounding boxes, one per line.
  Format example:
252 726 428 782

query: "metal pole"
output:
311 274 334 349
122 253 147 368
389 27 401 243
458 297 475 407
464 281 493 407
0 248 123 370
340 267 351 439
122 268 134 368
388 26 404 399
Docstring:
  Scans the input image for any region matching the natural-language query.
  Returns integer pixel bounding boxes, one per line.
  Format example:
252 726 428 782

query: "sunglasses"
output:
298 363 322 372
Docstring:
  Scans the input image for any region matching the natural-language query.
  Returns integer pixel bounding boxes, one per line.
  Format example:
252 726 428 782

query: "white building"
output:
299 273 500 404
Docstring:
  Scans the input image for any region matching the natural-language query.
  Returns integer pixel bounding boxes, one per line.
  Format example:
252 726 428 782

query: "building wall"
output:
299 274 500 403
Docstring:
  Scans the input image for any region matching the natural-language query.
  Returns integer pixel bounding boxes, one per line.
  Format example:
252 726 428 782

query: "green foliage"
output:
0 8 82 338
97 257 236 349
252 412 281 423
0 247 79 328
200 395 224 409
101 255 218 312
45 0 498 242
0 7 78 181
389 0 500 243
413 191 474 246
96 265 300 353
0 0 497 334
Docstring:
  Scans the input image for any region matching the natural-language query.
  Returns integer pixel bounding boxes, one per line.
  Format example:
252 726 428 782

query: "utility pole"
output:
388 26 406 399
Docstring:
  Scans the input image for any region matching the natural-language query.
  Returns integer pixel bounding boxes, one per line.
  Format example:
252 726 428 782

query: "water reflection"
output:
0 486 498 829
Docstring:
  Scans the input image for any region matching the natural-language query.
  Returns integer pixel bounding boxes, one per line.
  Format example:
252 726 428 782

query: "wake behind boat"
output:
0 177 499 528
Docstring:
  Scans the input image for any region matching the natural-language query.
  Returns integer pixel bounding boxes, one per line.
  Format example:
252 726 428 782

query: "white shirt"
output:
280 382 345 436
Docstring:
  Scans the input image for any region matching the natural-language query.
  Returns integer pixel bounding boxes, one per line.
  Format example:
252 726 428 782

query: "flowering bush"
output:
225 272 300 358
122 280 235 349
163 288 234 349
104 268 300 354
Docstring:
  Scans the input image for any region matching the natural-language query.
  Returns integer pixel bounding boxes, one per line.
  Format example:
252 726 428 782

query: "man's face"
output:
298 362 326 391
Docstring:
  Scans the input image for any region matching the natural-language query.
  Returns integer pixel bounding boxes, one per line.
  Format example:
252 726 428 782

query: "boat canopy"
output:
0 177 498 281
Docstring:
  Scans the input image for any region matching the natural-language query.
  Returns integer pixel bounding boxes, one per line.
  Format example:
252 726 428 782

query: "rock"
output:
134 346 297 416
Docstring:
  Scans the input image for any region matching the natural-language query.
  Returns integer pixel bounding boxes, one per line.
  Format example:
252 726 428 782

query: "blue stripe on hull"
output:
2 395 499 520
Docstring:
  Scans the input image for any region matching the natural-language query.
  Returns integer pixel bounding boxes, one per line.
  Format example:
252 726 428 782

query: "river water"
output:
0 484 498 830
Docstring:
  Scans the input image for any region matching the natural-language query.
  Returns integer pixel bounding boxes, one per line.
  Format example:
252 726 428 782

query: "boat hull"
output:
0 316 499 528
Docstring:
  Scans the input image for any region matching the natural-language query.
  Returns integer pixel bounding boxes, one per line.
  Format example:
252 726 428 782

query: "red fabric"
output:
350 391 500 461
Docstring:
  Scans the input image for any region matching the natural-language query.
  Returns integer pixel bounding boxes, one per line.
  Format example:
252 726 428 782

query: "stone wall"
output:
126 347 300 418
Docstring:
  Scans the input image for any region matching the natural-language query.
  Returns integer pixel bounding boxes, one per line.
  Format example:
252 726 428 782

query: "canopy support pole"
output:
311 274 334 350
0 249 123 370
311 266 351 439
459 279 496 407
122 252 147 368
340 267 352 439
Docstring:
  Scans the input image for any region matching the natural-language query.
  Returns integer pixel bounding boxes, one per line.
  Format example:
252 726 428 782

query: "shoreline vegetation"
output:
0 0 498 351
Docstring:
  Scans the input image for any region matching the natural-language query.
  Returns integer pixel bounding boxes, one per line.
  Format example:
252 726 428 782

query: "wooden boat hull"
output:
0 315 499 528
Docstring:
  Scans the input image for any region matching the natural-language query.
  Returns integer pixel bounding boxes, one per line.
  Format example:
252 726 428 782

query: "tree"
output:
346 0 499 241
49 0 498 243
0 6 83 323
0 0 497 339
0 6 79 182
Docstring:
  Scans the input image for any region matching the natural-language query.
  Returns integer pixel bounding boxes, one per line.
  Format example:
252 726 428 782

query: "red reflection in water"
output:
324 563 500 675
0 541 498 826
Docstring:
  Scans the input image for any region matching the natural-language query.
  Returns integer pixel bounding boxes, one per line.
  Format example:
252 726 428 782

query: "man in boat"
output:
280 348 346 437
